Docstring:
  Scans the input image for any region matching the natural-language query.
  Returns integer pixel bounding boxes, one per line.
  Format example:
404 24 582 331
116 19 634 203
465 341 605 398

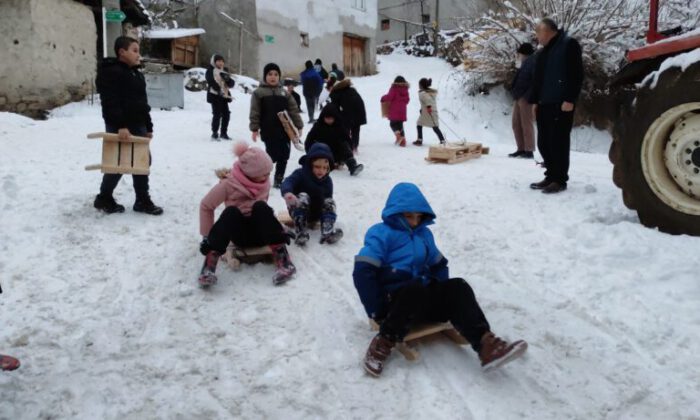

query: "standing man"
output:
300 60 323 123
93 36 163 215
509 42 537 159
528 18 584 194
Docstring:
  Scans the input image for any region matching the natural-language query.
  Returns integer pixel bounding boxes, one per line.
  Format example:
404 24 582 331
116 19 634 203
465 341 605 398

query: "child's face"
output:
118 42 141 67
323 116 335 125
215 59 225 69
403 212 423 228
285 84 294 92
311 158 330 179
266 70 280 86
250 173 269 183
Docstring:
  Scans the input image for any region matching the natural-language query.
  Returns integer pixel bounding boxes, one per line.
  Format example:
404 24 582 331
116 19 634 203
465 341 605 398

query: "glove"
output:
283 193 297 207
199 237 211 255
427 106 433 115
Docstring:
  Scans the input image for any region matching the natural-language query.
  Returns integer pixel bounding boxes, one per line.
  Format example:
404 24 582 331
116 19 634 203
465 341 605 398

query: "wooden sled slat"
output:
426 142 484 165
86 132 151 175
277 211 320 230
369 319 469 361
87 132 151 144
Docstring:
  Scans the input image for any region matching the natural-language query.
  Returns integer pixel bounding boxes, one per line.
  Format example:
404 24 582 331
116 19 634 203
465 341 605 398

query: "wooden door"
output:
343 35 366 76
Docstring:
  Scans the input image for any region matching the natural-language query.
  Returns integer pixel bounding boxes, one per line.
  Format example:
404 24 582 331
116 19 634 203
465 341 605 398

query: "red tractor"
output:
610 0 700 235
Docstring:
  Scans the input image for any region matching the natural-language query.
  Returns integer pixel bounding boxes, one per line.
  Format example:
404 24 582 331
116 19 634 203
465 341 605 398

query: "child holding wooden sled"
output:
353 183 527 377
380 76 410 147
250 63 304 188
198 141 296 287
280 143 343 246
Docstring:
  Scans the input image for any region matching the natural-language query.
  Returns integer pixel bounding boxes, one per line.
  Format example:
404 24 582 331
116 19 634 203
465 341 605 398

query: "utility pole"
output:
433 0 440 56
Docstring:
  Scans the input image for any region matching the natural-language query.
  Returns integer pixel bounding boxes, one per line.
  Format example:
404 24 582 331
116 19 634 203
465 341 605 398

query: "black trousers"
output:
536 104 574 184
389 121 404 137
211 98 231 135
207 201 288 253
349 124 361 151
417 125 445 141
99 125 150 199
304 95 317 121
380 278 491 353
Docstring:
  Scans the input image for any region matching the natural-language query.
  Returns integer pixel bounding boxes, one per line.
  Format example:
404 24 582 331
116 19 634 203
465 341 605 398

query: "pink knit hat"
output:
232 141 273 178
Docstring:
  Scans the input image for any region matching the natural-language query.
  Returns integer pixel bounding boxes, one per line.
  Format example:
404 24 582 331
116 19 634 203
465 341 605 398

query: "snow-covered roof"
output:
143 28 206 39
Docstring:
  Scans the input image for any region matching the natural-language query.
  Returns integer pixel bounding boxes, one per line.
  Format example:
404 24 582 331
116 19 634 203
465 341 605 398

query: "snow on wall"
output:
143 28 206 39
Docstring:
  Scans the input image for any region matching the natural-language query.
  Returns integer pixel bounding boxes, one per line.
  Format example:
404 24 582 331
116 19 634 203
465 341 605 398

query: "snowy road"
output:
1 54 699 419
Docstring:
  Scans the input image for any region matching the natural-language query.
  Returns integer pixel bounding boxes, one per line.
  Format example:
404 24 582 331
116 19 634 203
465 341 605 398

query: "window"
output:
381 19 390 31
422 14 430 24
300 32 309 47
351 0 366 11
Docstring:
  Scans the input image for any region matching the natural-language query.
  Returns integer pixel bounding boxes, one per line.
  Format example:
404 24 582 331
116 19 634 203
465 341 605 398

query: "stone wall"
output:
0 0 96 119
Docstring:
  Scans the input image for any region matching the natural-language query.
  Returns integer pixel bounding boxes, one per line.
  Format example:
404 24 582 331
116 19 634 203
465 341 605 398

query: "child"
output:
283 78 302 110
206 54 236 140
329 78 367 154
353 183 527 377
300 60 323 123
380 76 410 147
280 143 343 246
250 63 304 188
198 141 296 287
304 104 364 176
414 78 446 146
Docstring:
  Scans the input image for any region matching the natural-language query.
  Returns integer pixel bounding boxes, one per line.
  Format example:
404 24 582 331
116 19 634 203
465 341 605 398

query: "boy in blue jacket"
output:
353 183 527 377
281 143 343 246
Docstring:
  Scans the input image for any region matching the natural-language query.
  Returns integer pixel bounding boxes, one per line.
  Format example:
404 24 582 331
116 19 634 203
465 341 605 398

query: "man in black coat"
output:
94 36 163 215
305 104 363 176
528 18 584 194
329 79 367 153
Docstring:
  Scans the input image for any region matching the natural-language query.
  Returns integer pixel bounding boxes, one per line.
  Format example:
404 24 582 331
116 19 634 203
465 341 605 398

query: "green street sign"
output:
264 35 275 44
105 9 126 22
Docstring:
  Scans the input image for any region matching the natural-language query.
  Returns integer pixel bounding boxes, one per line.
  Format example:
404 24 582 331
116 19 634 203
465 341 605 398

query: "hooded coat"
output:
416 88 439 128
353 183 449 319
304 104 353 163
380 83 410 122
280 143 335 220
329 79 367 127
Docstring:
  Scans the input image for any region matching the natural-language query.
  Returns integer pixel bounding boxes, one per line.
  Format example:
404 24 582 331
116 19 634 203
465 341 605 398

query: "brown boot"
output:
363 334 395 377
479 332 527 372
393 131 402 145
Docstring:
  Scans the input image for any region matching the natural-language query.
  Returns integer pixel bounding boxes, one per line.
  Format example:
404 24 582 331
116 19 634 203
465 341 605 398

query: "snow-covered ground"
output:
1 54 699 419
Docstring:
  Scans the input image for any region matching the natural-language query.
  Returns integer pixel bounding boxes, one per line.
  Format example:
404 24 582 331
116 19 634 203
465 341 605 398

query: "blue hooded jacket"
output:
353 183 449 319
281 143 334 217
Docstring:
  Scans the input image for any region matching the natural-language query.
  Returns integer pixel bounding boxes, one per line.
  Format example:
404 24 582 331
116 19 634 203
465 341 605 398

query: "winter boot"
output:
393 131 402 145
94 194 125 214
320 199 343 244
220 133 232 140
520 151 534 159
399 137 406 147
270 244 296 285
133 195 164 215
292 203 310 247
211 132 220 141
198 250 220 288
478 332 528 372
529 178 551 190
363 334 395 377
0 354 20 371
347 158 364 176
413 139 423 146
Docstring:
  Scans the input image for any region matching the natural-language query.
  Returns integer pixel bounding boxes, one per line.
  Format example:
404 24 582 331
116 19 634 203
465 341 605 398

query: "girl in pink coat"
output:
198 141 295 287
380 76 410 147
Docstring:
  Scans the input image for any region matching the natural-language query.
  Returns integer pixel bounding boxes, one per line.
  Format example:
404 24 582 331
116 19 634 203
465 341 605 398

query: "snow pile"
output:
642 48 700 88
1 53 699 419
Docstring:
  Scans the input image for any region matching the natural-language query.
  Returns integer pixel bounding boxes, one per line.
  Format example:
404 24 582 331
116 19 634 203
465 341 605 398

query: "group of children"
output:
196 62 527 377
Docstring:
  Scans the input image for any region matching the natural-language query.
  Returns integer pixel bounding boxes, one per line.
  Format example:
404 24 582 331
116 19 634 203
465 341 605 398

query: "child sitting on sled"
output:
280 143 343 246
198 141 296 287
353 182 527 376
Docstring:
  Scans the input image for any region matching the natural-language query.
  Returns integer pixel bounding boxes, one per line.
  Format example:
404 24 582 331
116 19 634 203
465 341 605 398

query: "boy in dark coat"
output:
206 54 236 140
304 104 364 176
300 60 324 123
93 36 163 215
508 43 537 158
354 183 527 377
250 63 304 188
281 143 343 246
329 78 367 153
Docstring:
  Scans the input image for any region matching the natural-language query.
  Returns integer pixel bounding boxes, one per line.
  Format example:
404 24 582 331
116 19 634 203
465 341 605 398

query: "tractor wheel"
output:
610 59 700 235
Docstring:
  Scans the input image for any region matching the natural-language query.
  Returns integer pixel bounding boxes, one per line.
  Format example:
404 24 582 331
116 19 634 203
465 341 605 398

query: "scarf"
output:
231 163 267 197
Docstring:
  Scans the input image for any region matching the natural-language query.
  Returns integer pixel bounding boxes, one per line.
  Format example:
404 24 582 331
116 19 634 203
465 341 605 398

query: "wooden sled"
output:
369 319 469 361
276 211 320 230
85 132 151 175
220 243 274 270
277 110 304 151
425 142 484 164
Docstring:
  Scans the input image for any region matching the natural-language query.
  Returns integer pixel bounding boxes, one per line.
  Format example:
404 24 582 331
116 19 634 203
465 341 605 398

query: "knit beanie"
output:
233 141 273 178
263 62 281 79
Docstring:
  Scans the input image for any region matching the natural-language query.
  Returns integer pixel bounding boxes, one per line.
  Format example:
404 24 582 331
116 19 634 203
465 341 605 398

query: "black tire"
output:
610 59 700 235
